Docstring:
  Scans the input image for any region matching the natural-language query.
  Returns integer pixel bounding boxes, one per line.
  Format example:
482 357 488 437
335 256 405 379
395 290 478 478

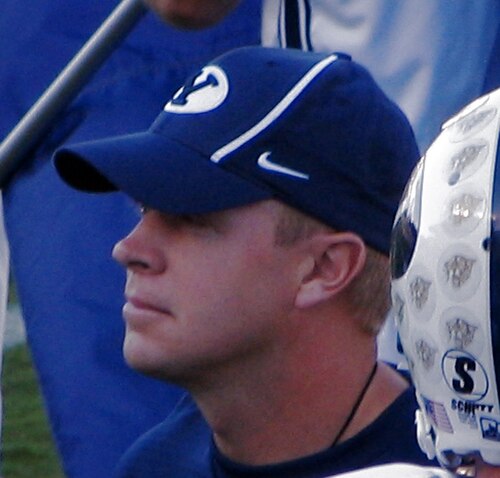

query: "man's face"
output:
112 200 308 386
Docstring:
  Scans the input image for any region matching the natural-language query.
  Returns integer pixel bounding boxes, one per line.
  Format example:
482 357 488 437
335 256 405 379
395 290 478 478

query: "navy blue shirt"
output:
115 387 436 477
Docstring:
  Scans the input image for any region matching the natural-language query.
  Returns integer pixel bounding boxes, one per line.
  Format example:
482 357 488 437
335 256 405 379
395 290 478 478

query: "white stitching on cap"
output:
210 54 339 164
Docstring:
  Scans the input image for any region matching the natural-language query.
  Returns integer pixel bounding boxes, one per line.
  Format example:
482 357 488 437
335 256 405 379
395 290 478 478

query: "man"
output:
54 46 434 476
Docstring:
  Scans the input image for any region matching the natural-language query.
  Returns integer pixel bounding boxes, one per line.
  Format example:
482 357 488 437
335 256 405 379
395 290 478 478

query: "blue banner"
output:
0 1 260 476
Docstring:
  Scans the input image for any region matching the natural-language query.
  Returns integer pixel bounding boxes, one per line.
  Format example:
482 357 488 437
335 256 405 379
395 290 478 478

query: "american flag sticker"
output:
423 397 454 433
481 417 500 442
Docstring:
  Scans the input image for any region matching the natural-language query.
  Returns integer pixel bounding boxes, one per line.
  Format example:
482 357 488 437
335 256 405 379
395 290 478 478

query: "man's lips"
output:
127 296 160 311
123 296 172 323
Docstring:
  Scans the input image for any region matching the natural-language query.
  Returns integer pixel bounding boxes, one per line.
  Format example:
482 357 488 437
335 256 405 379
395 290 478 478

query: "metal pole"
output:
0 0 147 188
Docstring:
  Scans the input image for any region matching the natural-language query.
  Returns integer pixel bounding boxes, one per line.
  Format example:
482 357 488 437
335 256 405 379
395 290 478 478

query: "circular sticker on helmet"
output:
390 289 411 354
443 95 490 130
439 307 484 357
406 265 436 320
443 93 497 143
437 244 482 302
164 65 229 114
441 188 487 237
441 140 489 186
449 107 496 142
391 289 406 327
442 350 488 401
411 333 441 385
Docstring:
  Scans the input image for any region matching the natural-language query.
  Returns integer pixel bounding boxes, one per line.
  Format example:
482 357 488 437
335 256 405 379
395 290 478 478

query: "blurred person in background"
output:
144 0 500 151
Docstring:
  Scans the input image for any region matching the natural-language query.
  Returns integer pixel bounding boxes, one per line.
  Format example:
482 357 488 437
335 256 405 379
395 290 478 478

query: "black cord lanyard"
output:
331 361 379 447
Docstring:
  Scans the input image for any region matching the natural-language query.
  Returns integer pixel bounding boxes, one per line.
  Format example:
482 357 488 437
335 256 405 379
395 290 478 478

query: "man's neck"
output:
190 343 408 466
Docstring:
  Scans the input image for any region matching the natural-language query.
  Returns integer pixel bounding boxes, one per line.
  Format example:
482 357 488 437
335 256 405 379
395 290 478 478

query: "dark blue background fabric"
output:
484 22 500 94
0 1 260 476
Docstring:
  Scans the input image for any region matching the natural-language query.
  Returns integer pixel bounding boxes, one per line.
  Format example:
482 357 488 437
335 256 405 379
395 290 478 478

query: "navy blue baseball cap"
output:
54 46 419 255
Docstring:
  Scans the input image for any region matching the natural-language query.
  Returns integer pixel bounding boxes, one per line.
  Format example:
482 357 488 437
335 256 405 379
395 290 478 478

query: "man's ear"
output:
295 232 366 309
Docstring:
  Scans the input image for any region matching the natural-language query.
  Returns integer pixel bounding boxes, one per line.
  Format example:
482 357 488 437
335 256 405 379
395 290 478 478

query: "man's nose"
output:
112 219 162 274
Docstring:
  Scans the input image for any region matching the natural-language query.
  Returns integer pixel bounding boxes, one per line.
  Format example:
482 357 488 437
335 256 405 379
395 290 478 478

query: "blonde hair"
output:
343 247 390 335
273 204 325 247
273 204 390 336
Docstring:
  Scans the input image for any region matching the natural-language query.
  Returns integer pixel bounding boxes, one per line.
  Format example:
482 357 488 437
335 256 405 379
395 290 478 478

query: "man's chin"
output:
123 335 165 376
122 338 187 384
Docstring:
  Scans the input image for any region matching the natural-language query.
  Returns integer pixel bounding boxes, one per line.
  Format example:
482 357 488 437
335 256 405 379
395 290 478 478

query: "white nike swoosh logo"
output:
257 152 309 180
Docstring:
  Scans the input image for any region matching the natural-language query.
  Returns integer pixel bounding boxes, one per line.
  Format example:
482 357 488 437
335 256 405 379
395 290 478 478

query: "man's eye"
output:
180 214 209 227
138 204 150 216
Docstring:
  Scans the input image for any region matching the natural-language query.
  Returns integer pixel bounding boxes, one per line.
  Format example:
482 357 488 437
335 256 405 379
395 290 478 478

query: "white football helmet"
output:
329 463 452 478
390 87 500 469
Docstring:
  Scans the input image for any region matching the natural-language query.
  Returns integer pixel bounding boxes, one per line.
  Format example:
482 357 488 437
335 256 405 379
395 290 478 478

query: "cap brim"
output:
54 132 272 214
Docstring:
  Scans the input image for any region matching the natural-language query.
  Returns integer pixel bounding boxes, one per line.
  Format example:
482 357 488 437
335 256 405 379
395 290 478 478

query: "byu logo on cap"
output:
165 65 229 114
